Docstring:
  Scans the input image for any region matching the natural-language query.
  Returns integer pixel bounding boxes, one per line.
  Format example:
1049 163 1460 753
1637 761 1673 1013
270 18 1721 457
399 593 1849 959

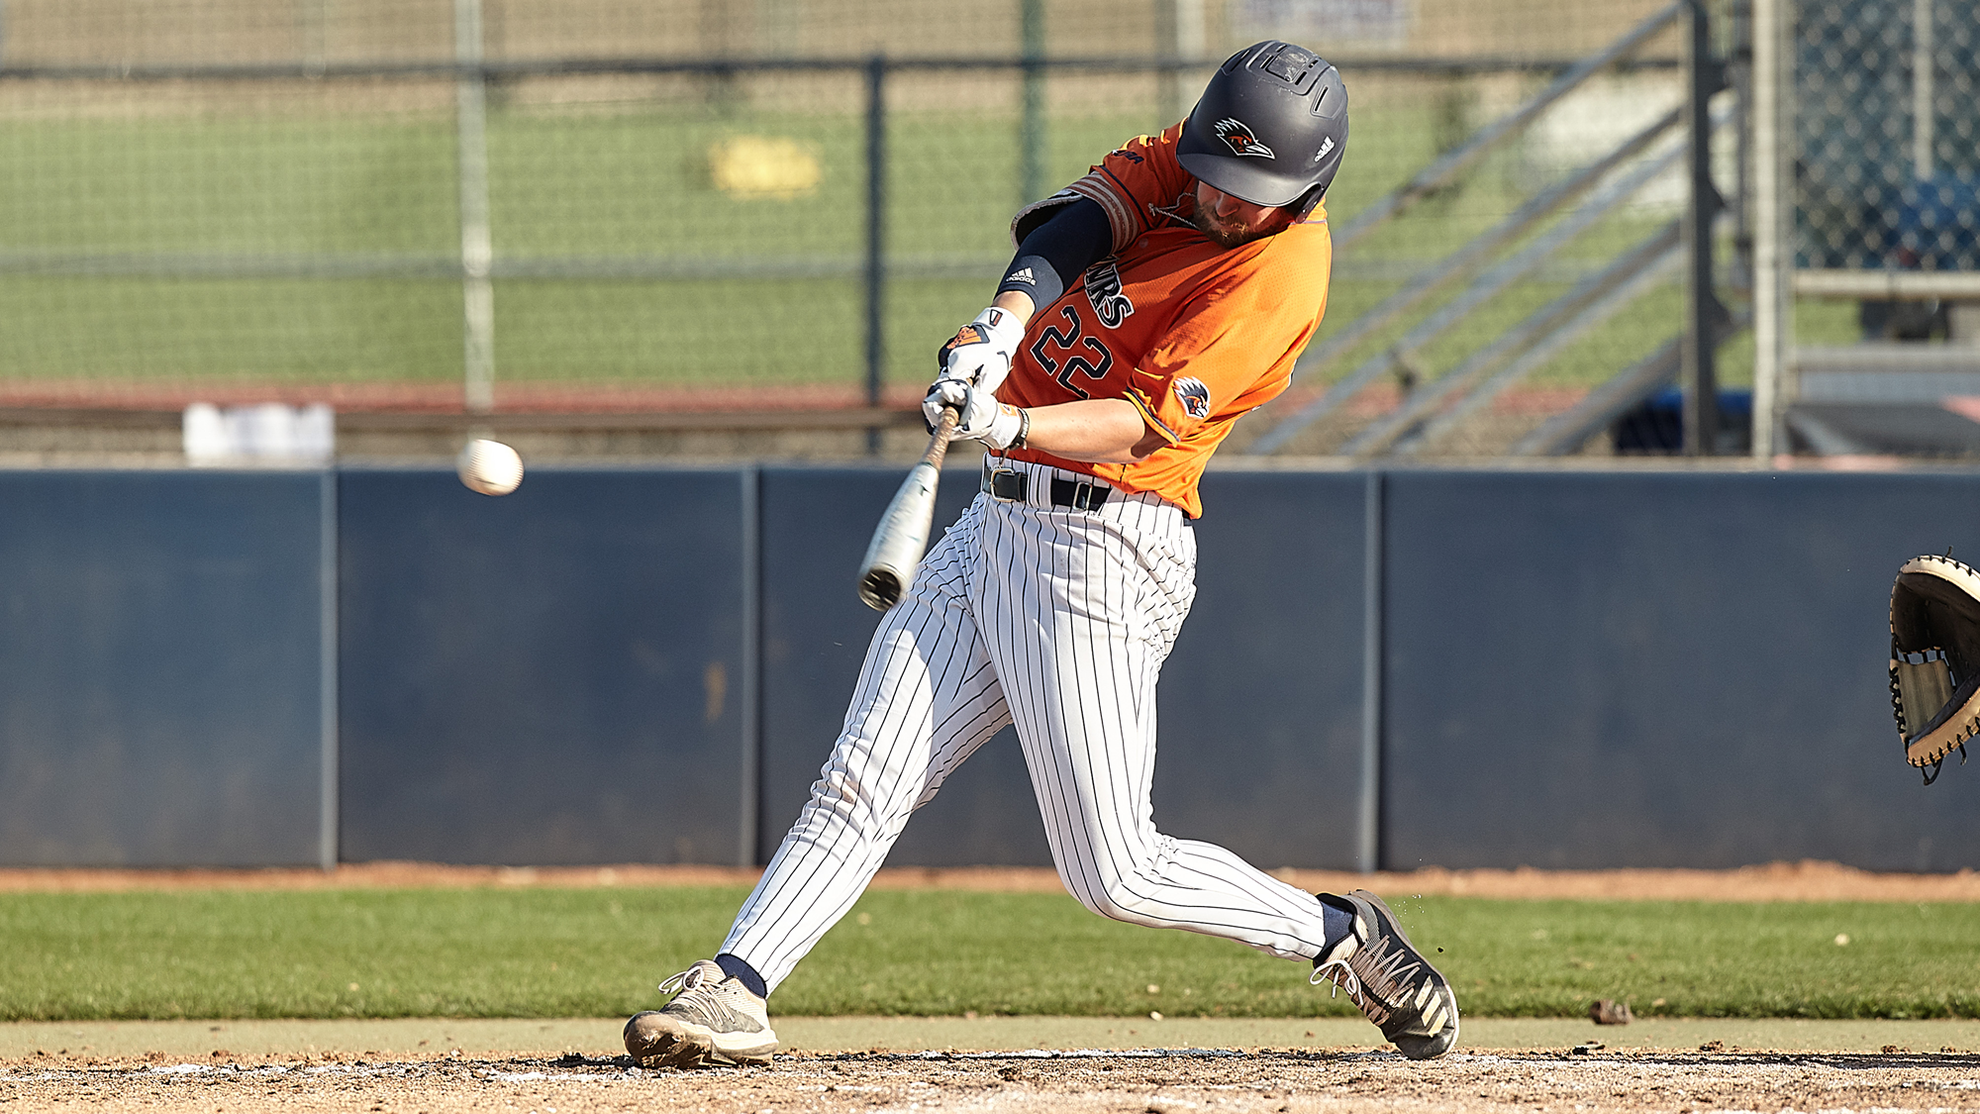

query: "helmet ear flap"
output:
1294 184 1327 222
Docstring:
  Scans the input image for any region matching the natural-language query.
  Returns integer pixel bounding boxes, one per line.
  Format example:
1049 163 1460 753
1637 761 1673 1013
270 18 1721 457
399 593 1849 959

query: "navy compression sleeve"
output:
995 197 1112 311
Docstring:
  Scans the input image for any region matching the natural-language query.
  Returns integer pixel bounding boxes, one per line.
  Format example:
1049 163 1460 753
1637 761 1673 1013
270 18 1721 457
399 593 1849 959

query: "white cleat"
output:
624 959 778 1068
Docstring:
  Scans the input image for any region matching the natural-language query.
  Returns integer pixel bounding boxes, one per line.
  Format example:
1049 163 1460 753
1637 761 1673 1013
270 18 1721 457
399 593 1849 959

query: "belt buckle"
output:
1069 480 1098 511
986 466 1028 502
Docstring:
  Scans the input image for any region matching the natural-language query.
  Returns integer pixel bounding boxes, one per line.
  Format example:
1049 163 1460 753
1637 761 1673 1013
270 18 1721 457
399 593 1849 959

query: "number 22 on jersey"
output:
1028 304 1115 399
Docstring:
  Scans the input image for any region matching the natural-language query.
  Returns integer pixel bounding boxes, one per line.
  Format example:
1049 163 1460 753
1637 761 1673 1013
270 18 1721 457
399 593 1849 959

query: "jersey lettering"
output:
1028 305 1115 399
1083 259 1135 329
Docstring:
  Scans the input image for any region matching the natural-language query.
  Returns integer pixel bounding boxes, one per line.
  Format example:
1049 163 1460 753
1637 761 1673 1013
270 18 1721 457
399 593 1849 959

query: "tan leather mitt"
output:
1889 554 1980 782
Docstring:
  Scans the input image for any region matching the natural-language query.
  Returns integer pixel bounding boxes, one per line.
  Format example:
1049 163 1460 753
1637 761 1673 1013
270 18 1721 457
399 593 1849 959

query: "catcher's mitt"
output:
1889 553 1980 783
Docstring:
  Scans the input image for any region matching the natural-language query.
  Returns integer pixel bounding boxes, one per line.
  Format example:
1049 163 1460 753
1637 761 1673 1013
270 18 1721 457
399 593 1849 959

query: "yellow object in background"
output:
707 136 823 199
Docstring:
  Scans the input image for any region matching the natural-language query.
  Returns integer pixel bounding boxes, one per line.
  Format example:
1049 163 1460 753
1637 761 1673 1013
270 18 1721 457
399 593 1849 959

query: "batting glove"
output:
944 385 1027 451
934 306 1025 397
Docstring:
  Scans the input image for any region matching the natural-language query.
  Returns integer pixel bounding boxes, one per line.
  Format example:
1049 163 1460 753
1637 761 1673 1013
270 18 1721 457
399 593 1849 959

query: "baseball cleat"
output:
1310 890 1459 1060
624 959 778 1068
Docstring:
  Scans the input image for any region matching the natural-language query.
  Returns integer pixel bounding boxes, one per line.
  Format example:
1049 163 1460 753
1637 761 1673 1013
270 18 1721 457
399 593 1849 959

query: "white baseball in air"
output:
457 438 524 496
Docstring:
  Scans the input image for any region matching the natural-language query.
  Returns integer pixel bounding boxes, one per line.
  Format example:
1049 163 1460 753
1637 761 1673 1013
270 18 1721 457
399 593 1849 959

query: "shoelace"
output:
1310 957 1363 1003
658 965 708 999
654 964 767 1036
1310 934 1426 1025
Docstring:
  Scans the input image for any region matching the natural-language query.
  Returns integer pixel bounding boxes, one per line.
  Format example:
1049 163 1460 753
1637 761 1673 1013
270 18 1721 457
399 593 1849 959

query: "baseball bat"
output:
857 407 960 611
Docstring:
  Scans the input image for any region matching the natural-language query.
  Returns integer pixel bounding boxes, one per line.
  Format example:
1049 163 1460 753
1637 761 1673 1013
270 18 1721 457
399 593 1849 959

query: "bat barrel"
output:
855 408 957 611
856 458 945 611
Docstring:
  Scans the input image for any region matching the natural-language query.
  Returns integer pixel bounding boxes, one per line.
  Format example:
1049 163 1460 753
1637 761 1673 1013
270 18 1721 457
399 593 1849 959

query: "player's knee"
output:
798 768 880 830
1068 876 1158 927
1074 891 1133 924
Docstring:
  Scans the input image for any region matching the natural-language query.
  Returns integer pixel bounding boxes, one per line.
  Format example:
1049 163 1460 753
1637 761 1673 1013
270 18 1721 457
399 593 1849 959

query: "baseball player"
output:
626 40 1458 1067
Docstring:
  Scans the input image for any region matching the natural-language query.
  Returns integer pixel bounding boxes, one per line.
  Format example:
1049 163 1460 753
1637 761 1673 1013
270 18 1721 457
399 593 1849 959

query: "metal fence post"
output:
739 466 761 866
1358 468 1385 874
1751 0 1790 459
298 0 327 75
1020 0 1046 203
1154 0 1204 129
455 0 496 414
1681 0 1725 454
319 467 340 871
865 55 888 454
1913 0 1935 181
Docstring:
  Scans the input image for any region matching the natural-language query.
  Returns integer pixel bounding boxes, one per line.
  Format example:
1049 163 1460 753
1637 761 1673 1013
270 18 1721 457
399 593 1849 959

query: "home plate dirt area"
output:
6 1045 1980 1113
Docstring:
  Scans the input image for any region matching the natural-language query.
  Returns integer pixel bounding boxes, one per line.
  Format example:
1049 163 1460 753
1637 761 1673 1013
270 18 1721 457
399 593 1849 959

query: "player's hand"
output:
921 376 971 433
935 306 1025 397
941 385 1025 451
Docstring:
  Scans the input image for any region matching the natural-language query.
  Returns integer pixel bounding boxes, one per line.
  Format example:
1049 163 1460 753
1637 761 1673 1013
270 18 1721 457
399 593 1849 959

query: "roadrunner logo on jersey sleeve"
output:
1083 259 1134 328
1214 118 1275 160
1175 377 1211 418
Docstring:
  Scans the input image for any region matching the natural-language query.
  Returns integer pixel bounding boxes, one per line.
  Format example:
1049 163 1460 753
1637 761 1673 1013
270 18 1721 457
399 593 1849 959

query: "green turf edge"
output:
3 888 1977 1021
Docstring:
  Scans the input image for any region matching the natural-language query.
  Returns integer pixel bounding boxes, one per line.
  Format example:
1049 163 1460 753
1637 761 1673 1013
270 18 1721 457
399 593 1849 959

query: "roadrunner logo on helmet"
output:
1214 118 1275 159
1178 40 1348 221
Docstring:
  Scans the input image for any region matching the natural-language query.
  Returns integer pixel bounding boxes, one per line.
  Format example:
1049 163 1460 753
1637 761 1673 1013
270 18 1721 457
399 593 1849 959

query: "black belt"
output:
982 464 1110 511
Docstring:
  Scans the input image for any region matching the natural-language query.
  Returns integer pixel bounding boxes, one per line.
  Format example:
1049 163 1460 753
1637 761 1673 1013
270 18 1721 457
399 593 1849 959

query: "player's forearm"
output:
1017 398 1164 463
988 289 1035 326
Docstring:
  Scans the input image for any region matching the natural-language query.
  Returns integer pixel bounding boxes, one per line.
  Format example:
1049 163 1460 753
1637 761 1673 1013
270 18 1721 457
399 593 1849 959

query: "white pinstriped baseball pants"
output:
722 458 1331 991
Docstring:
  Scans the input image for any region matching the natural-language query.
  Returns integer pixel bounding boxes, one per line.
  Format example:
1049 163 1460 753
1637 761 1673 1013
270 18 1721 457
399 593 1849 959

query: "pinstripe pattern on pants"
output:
722 459 1328 992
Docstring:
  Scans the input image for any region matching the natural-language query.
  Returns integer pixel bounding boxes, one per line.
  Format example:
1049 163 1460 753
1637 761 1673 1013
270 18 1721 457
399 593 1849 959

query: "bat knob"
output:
858 568 906 611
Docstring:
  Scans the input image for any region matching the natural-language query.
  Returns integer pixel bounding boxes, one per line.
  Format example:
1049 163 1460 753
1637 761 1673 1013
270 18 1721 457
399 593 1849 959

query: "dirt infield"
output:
5 863 1977 1110
4 858 1979 901
6 1044 1980 1114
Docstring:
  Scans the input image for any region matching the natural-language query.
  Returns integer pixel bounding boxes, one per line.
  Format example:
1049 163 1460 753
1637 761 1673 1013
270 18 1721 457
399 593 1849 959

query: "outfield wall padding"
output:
1380 470 1980 873
335 467 749 866
4 465 1978 872
0 471 329 867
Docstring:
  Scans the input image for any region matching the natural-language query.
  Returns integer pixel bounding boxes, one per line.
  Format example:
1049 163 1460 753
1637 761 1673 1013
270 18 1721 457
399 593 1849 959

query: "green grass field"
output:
3 887 1976 1022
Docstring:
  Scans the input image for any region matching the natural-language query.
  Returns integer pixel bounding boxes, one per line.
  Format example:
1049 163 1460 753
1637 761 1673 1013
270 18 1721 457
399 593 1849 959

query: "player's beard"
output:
1191 205 1273 249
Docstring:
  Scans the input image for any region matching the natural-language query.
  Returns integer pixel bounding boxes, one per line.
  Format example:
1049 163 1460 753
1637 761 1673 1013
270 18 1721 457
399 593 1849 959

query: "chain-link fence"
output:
14 0 1978 460
1796 0 1979 277
1793 0 1979 342
1 0 1732 461
1767 0 1980 460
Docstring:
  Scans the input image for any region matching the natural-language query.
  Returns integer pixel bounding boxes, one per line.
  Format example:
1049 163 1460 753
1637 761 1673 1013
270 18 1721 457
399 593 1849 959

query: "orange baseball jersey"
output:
993 122 1333 518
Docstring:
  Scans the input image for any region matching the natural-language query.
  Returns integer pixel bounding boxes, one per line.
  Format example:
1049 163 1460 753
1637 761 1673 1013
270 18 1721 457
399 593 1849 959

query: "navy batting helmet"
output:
1176 41 1348 216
